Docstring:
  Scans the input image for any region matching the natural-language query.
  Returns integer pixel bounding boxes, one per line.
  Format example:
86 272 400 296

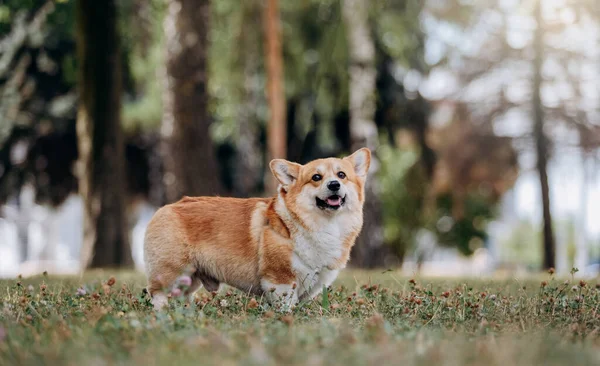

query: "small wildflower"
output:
27 285 34 292
76 287 87 296
247 298 259 309
541 281 547 288
409 279 416 285
579 280 586 288
280 315 294 326
596 283 600 290
107 277 116 287
548 267 555 275
480 292 487 298
331 303 341 310
171 288 182 297
441 291 450 298
40 284 47 292
571 286 578 292
42 271 48 277
355 298 365 305
489 294 497 301
220 299 229 308
176 275 192 287
365 313 384 328
263 311 275 319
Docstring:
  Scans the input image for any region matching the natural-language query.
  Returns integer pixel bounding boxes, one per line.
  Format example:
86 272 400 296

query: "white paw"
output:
152 292 168 310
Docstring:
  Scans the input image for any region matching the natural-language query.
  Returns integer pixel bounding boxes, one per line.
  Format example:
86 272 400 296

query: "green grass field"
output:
1 270 600 365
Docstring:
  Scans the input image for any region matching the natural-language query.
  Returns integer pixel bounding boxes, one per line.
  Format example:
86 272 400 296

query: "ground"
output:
1 270 599 365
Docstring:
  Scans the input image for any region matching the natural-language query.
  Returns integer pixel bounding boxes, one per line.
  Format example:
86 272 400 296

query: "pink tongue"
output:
326 196 341 206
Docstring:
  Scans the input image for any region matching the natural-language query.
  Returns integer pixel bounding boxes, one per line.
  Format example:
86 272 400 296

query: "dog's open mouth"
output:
316 195 346 210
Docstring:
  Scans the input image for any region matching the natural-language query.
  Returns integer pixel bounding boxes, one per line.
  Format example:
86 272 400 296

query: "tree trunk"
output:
15 185 34 263
162 0 222 202
343 0 387 268
233 2 262 197
533 0 556 270
575 152 591 273
263 0 287 194
76 0 132 268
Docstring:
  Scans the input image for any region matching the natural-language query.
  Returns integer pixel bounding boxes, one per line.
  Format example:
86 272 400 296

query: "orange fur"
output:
144 148 371 310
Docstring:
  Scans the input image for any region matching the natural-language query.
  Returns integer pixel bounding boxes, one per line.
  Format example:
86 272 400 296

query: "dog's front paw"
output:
151 292 169 311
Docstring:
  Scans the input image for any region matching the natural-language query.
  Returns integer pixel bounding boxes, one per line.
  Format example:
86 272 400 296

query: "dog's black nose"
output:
327 180 341 191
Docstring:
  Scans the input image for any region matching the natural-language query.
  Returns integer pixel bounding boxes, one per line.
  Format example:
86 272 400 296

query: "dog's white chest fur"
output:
274 195 362 301
290 212 363 299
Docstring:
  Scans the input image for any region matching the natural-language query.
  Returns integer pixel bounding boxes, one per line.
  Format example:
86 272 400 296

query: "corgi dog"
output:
143 148 371 310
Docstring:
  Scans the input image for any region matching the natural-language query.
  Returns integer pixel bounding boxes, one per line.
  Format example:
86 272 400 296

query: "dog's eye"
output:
312 174 322 182
337 171 346 179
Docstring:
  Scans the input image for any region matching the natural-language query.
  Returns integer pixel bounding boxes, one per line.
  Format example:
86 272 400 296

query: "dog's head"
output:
269 148 371 216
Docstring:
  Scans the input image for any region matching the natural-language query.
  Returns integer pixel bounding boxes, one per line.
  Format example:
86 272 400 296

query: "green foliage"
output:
119 0 166 132
498 219 581 270
372 0 426 69
378 142 424 257
0 0 74 38
498 220 543 268
379 141 499 257
1 271 600 365
434 193 496 256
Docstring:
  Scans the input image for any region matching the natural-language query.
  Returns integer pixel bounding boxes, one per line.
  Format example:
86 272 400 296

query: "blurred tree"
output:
532 0 555 269
76 0 132 268
343 0 387 267
426 0 599 269
0 1 73 262
161 0 222 201
263 0 286 194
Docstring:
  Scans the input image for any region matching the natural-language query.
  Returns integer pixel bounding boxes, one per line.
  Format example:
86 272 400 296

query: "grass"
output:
1 270 600 365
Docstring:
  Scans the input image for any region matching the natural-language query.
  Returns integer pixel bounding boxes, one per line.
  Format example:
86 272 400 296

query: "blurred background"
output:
0 0 598 278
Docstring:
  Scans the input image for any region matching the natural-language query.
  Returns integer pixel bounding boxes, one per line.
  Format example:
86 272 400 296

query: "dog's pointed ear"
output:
345 148 371 177
269 159 301 187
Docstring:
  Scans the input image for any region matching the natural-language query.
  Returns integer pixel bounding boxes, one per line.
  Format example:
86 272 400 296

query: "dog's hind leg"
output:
195 270 221 293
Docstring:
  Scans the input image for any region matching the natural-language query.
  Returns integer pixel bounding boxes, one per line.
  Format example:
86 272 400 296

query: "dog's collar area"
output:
315 195 346 210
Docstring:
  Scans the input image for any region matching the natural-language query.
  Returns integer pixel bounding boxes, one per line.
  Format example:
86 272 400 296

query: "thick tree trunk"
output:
263 0 287 194
162 0 222 202
533 0 555 270
343 0 387 268
76 0 132 268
